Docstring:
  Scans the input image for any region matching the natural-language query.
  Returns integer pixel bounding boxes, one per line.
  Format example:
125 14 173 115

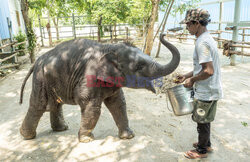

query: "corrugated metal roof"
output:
0 0 11 40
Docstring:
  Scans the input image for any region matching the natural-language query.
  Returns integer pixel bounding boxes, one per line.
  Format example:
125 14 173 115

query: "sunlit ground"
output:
0 39 249 161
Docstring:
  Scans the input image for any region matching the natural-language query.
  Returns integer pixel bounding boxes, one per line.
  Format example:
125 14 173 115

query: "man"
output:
175 9 223 159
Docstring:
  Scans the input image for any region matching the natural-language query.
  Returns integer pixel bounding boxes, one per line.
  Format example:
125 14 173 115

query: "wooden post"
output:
114 23 117 41
0 37 2 53
90 23 92 39
46 0 53 47
38 15 44 47
179 33 183 43
126 27 129 42
230 0 242 66
112 25 115 42
42 27 45 39
155 0 174 58
72 14 76 39
218 2 223 48
97 17 102 42
242 29 245 43
241 28 245 62
166 31 169 41
7 18 16 63
142 18 145 50
110 25 113 43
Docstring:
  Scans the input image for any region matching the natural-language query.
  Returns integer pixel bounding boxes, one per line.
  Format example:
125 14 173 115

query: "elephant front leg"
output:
50 103 68 131
104 89 134 140
78 101 101 143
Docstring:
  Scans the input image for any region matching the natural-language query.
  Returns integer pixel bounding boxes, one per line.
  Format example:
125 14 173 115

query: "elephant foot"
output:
52 123 69 132
119 128 135 139
78 132 94 143
20 127 36 140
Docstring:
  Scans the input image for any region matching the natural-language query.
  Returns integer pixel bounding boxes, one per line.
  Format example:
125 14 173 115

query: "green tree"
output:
126 0 152 38
170 0 200 16
30 0 71 44
14 30 27 56
50 0 71 40
72 0 130 41
144 0 200 56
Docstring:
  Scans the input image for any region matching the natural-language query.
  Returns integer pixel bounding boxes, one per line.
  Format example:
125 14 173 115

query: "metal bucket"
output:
166 84 194 116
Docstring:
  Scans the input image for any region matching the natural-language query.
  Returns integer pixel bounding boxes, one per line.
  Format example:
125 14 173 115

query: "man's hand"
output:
173 75 186 84
184 62 214 87
184 78 194 88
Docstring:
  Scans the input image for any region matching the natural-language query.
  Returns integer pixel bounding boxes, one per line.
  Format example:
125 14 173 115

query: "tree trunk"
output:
53 17 59 40
110 25 113 43
155 0 174 58
114 23 117 41
144 0 160 56
21 0 35 63
47 6 53 47
21 0 29 27
97 17 102 42
153 2 170 43
56 18 59 40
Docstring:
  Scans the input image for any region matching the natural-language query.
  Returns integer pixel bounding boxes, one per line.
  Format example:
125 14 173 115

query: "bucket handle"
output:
167 100 173 112
166 93 173 112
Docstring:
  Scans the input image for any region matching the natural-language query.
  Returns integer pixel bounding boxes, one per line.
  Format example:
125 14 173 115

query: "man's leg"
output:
185 99 217 159
184 122 210 159
196 123 210 154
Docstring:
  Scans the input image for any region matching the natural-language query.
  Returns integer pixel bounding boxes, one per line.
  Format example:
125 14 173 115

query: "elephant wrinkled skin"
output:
19 34 180 142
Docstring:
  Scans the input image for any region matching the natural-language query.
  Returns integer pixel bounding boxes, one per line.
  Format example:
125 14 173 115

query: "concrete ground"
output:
0 39 250 162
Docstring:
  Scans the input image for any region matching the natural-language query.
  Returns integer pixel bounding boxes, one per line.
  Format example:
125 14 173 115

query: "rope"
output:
166 92 173 112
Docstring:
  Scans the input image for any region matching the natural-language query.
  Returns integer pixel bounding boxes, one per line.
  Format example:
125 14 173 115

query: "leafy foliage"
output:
29 0 71 17
127 0 152 25
26 0 200 43
14 30 26 56
171 0 201 16
28 0 200 27
26 21 37 55
241 121 248 127
71 0 130 25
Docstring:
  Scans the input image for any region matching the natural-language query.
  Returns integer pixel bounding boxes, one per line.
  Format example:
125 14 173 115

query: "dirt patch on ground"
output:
0 39 250 161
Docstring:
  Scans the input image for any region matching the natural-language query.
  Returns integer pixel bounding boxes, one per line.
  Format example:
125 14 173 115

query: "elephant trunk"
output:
151 34 180 77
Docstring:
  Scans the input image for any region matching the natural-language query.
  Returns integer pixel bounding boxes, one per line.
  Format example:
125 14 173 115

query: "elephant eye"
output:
135 64 144 71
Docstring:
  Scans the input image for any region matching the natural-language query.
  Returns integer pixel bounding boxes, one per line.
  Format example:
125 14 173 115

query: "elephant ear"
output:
96 53 124 87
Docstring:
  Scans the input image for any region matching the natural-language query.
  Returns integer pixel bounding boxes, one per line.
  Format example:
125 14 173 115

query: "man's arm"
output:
184 61 214 88
183 71 193 79
174 71 193 84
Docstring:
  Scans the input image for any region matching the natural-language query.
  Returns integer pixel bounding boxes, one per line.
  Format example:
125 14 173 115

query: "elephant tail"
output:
19 64 35 105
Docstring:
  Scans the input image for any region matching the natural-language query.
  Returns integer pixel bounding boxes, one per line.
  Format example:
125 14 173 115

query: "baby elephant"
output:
19 35 180 142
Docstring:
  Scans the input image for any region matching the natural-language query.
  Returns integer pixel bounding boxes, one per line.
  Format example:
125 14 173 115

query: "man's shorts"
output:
192 99 218 123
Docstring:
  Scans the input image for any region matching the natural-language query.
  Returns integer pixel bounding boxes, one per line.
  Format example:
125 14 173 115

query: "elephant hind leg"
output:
49 103 68 131
20 83 47 140
20 101 46 139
